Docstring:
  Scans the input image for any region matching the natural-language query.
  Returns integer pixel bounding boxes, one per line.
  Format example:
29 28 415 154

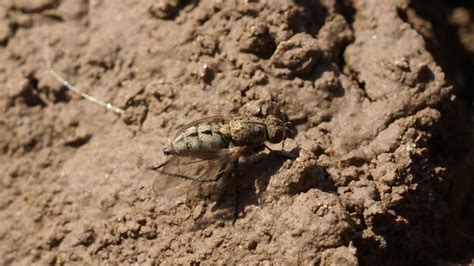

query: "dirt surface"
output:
0 0 473 264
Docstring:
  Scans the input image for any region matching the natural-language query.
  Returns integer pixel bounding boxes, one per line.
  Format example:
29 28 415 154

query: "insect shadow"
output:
189 147 302 229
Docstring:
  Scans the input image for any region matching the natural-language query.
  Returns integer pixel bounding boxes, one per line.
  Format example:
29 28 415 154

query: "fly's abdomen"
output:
167 122 229 155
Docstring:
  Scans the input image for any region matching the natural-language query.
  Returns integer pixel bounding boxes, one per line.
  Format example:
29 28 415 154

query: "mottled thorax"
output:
228 116 267 146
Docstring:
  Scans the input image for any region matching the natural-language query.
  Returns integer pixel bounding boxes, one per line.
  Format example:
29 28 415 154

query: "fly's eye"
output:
268 127 285 143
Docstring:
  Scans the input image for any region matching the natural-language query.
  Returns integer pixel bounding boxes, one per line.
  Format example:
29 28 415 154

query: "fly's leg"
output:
150 163 166 171
232 160 240 225
264 144 295 159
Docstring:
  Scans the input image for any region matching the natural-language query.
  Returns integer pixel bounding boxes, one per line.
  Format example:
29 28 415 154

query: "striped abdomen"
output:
164 122 230 156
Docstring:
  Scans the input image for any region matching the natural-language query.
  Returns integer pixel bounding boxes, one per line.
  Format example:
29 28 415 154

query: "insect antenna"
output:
43 30 125 115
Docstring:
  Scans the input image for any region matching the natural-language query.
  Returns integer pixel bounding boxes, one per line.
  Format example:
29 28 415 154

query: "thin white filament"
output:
43 32 125 115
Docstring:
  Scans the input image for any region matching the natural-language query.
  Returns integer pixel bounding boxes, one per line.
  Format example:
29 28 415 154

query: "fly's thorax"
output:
167 122 230 155
228 116 267 146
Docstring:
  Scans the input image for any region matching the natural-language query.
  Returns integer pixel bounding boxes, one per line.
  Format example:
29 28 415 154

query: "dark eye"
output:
268 127 285 143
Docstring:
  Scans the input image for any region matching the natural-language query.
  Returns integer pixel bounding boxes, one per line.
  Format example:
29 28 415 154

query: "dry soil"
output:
0 0 473 265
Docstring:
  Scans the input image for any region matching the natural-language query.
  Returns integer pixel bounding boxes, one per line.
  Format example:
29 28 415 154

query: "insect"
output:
152 114 294 221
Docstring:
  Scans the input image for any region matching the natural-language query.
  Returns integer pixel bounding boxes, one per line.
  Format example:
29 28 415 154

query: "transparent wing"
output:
153 148 242 199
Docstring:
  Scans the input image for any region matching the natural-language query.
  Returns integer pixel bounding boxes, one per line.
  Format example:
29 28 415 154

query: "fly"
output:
152 114 294 222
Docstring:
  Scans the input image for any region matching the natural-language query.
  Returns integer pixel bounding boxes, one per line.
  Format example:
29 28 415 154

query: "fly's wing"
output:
153 147 242 199
171 116 229 139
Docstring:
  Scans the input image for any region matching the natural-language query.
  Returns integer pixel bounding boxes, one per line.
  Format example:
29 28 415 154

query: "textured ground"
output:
0 0 473 264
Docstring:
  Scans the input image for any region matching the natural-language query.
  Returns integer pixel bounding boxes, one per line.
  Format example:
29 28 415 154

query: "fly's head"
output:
264 115 294 143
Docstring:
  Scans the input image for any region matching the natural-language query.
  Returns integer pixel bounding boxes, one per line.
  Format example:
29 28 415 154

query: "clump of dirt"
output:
0 0 471 264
